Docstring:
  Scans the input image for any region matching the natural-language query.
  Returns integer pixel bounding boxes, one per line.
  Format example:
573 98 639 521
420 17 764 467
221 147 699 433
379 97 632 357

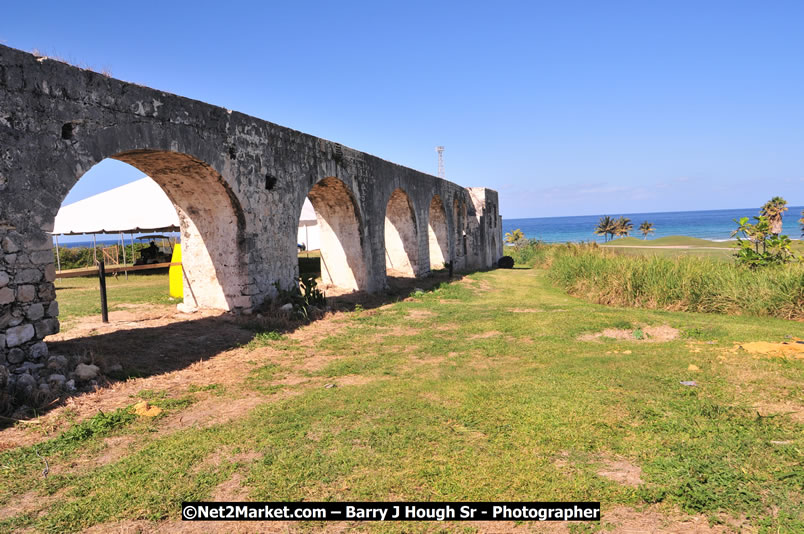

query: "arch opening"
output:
305 177 367 292
427 195 448 270
49 151 246 314
384 188 419 278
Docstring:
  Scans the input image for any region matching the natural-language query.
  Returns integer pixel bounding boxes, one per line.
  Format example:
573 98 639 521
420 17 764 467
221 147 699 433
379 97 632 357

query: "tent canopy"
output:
299 198 317 226
52 177 180 235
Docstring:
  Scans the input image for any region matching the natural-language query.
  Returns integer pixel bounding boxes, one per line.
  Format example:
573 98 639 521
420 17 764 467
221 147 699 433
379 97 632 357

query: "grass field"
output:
599 235 804 261
54 272 178 328
3 267 802 532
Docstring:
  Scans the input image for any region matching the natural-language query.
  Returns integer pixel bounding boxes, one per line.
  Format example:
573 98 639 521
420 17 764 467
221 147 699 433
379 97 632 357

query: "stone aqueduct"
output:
0 45 502 373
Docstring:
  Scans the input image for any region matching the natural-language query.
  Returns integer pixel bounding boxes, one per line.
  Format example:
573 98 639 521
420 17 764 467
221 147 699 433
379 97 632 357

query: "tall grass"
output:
545 246 804 320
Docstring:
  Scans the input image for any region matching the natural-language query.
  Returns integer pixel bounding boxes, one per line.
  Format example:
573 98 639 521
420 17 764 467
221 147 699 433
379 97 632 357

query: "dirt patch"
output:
602 505 751 533
211 472 250 501
406 309 435 319
736 339 804 360
0 490 58 521
469 331 502 339
597 457 643 487
578 325 680 343
509 308 544 313
157 395 271 434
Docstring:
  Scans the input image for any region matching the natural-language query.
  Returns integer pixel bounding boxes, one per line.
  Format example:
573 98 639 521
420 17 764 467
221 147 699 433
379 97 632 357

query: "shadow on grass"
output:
3 268 486 425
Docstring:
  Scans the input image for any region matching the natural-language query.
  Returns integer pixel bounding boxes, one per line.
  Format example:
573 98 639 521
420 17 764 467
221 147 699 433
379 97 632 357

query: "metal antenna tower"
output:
436 146 445 178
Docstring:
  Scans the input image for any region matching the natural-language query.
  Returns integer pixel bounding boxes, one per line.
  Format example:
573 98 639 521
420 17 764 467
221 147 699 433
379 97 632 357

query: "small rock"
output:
13 361 44 374
30 342 48 360
107 363 123 373
176 303 197 314
48 373 66 387
65 379 76 391
324 383 337 389
279 303 293 313
47 354 68 370
74 363 100 381
15 373 36 392
38 383 51 396
679 380 698 387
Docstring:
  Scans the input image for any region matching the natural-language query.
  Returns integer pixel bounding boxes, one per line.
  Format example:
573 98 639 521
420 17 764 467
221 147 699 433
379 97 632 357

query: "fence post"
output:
98 260 109 323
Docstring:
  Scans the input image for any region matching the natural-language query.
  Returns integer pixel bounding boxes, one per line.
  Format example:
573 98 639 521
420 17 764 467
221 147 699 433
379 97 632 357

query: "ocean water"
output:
502 206 804 244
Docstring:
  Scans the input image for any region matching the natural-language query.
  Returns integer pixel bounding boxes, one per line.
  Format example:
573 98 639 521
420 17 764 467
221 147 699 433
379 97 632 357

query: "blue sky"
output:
3 1 802 218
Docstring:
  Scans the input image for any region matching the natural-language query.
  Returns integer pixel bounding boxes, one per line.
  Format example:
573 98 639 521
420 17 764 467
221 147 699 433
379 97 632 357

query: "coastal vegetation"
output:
504 240 803 320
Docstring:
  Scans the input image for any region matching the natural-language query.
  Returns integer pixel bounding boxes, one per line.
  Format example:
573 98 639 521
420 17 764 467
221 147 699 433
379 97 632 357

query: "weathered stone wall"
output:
427 195 448 270
0 44 502 404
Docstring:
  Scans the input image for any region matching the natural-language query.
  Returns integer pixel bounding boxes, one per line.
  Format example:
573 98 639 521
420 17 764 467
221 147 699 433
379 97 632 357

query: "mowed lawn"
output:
54 272 178 326
2 268 802 532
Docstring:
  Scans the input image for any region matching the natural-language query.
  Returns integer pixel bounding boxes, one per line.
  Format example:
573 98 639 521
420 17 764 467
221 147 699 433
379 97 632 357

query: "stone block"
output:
0 270 8 287
16 285 35 302
7 347 25 364
0 286 13 305
35 318 59 338
30 250 54 265
17 268 42 283
1 236 19 253
5 324 34 347
26 303 44 321
30 341 48 359
0 333 4 349
44 264 56 282
46 300 59 317
38 284 56 301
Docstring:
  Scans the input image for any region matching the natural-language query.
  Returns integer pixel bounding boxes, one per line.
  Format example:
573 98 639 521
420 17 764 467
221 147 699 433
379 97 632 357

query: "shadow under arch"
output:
384 188 419 277
304 177 367 291
46 128 249 312
427 194 449 270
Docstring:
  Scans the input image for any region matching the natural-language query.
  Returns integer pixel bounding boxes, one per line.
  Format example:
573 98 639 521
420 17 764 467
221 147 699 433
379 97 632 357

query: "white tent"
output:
54 176 321 250
53 177 179 235
297 198 320 251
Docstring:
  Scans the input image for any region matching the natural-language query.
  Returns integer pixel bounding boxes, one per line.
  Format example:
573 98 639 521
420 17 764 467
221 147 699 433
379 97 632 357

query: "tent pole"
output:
92 234 97 265
54 235 61 272
120 233 128 279
306 224 309 258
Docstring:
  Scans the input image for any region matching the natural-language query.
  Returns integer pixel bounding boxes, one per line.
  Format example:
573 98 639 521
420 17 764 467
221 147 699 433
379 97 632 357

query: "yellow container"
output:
169 244 183 298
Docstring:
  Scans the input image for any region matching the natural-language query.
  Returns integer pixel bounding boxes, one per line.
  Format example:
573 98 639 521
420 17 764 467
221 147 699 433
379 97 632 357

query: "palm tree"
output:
614 217 633 239
800 209 804 237
504 228 525 245
639 221 655 240
760 196 788 235
594 216 615 242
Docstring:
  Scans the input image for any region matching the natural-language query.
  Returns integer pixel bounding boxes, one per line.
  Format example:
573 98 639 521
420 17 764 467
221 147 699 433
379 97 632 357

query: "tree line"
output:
594 216 654 242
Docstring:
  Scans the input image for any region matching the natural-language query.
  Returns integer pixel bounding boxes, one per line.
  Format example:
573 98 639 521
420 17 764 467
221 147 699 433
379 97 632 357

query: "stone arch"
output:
58 150 247 311
384 188 419 277
28 120 251 314
427 194 448 270
304 177 367 291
